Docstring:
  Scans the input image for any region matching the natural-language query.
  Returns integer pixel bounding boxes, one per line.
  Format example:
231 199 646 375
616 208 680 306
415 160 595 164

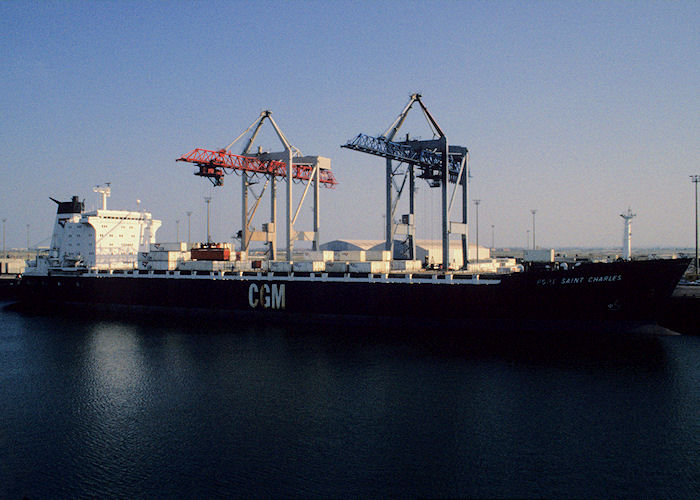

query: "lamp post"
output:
526 229 530 250
691 176 700 272
491 224 495 252
531 209 537 249
2 218 6 255
474 199 481 264
26 224 30 250
176 219 180 242
186 211 192 243
204 197 212 243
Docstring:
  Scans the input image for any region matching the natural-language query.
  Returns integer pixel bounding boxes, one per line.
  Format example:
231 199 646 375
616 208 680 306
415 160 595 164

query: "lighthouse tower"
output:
620 208 636 260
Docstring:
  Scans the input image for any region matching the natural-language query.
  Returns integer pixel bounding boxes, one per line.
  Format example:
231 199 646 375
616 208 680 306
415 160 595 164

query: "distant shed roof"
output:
320 239 383 251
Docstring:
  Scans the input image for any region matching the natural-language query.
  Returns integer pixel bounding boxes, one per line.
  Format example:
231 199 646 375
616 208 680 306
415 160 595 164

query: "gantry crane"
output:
342 94 469 269
177 111 336 260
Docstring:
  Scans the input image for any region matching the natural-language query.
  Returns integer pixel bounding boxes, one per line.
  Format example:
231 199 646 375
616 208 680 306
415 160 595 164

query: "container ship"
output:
16 95 691 334
17 192 689 334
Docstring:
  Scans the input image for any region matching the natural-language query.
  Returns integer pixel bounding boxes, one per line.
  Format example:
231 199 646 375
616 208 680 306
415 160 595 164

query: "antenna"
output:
93 183 111 210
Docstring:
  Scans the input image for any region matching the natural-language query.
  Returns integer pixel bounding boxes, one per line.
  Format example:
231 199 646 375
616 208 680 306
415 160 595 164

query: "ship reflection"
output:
26 305 672 372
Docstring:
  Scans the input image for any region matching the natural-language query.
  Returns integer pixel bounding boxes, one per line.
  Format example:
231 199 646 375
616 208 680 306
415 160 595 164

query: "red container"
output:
191 247 231 261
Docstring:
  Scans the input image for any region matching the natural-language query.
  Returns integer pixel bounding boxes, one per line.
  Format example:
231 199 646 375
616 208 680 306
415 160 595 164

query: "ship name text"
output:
536 274 623 286
248 283 285 309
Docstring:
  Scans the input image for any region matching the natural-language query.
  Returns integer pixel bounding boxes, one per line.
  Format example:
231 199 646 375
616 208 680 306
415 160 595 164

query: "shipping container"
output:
232 260 253 271
294 250 334 262
335 251 365 262
191 247 230 261
348 261 390 273
150 242 189 252
178 260 230 271
269 261 293 272
145 251 190 262
365 250 391 261
145 261 179 271
390 260 423 271
293 261 326 272
325 261 348 272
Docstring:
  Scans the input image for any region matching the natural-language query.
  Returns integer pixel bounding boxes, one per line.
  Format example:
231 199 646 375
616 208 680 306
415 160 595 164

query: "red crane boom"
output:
177 148 337 187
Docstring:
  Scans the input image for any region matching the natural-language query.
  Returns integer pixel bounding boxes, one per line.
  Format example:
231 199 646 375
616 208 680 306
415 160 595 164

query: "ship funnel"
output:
50 196 83 215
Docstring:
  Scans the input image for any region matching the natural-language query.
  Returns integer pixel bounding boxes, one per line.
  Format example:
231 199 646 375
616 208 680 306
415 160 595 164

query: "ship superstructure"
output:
27 187 161 274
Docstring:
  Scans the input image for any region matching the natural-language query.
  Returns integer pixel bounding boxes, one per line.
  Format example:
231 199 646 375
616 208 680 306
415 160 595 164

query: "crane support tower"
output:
177 111 336 260
620 208 636 261
342 94 469 269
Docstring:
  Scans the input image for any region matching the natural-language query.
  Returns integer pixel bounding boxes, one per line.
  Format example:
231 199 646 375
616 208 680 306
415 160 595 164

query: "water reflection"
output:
84 322 145 399
2 306 698 499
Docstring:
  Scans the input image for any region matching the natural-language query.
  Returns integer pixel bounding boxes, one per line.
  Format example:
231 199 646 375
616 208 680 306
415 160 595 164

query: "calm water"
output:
1 302 699 499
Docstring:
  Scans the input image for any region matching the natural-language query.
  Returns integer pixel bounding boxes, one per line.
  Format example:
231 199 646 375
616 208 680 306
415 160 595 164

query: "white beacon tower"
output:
620 208 636 261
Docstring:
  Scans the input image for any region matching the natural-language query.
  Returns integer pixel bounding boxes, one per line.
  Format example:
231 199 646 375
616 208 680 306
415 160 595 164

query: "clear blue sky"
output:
1 0 698 250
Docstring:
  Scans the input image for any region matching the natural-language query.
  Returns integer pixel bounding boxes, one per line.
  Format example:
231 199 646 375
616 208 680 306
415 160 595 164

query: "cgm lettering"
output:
248 283 285 309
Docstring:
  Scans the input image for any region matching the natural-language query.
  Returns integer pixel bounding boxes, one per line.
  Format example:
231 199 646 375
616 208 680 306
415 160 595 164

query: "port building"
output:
321 239 490 268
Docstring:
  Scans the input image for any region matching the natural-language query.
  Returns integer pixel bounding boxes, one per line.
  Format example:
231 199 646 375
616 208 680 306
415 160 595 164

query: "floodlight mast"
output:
691 175 700 273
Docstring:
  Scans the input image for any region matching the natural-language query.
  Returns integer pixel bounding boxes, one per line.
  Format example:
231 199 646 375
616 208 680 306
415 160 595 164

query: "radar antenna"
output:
93 183 112 210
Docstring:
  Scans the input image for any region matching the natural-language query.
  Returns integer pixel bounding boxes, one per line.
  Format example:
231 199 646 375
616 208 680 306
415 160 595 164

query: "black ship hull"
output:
17 258 690 335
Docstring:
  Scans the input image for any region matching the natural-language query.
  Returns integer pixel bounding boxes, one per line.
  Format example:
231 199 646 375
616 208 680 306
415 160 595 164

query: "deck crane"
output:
342 94 469 269
177 111 336 260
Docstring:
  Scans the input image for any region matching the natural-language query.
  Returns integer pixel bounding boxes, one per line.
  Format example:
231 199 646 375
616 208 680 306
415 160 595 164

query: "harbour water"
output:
1 302 698 498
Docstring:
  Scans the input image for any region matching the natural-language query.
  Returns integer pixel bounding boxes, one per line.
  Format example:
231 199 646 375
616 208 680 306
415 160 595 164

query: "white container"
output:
269 261 293 272
230 251 247 262
365 250 391 262
335 250 365 262
232 260 253 271
150 242 188 252
523 249 555 262
146 260 178 271
178 260 230 271
6 261 25 274
293 261 326 272
138 260 177 271
349 261 390 273
147 251 189 262
294 250 334 262
325 261 348 273
496 258 517 267
390 260 422 271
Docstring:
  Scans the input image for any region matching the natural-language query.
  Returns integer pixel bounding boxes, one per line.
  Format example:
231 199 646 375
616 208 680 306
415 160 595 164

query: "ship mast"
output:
93 183 111 210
